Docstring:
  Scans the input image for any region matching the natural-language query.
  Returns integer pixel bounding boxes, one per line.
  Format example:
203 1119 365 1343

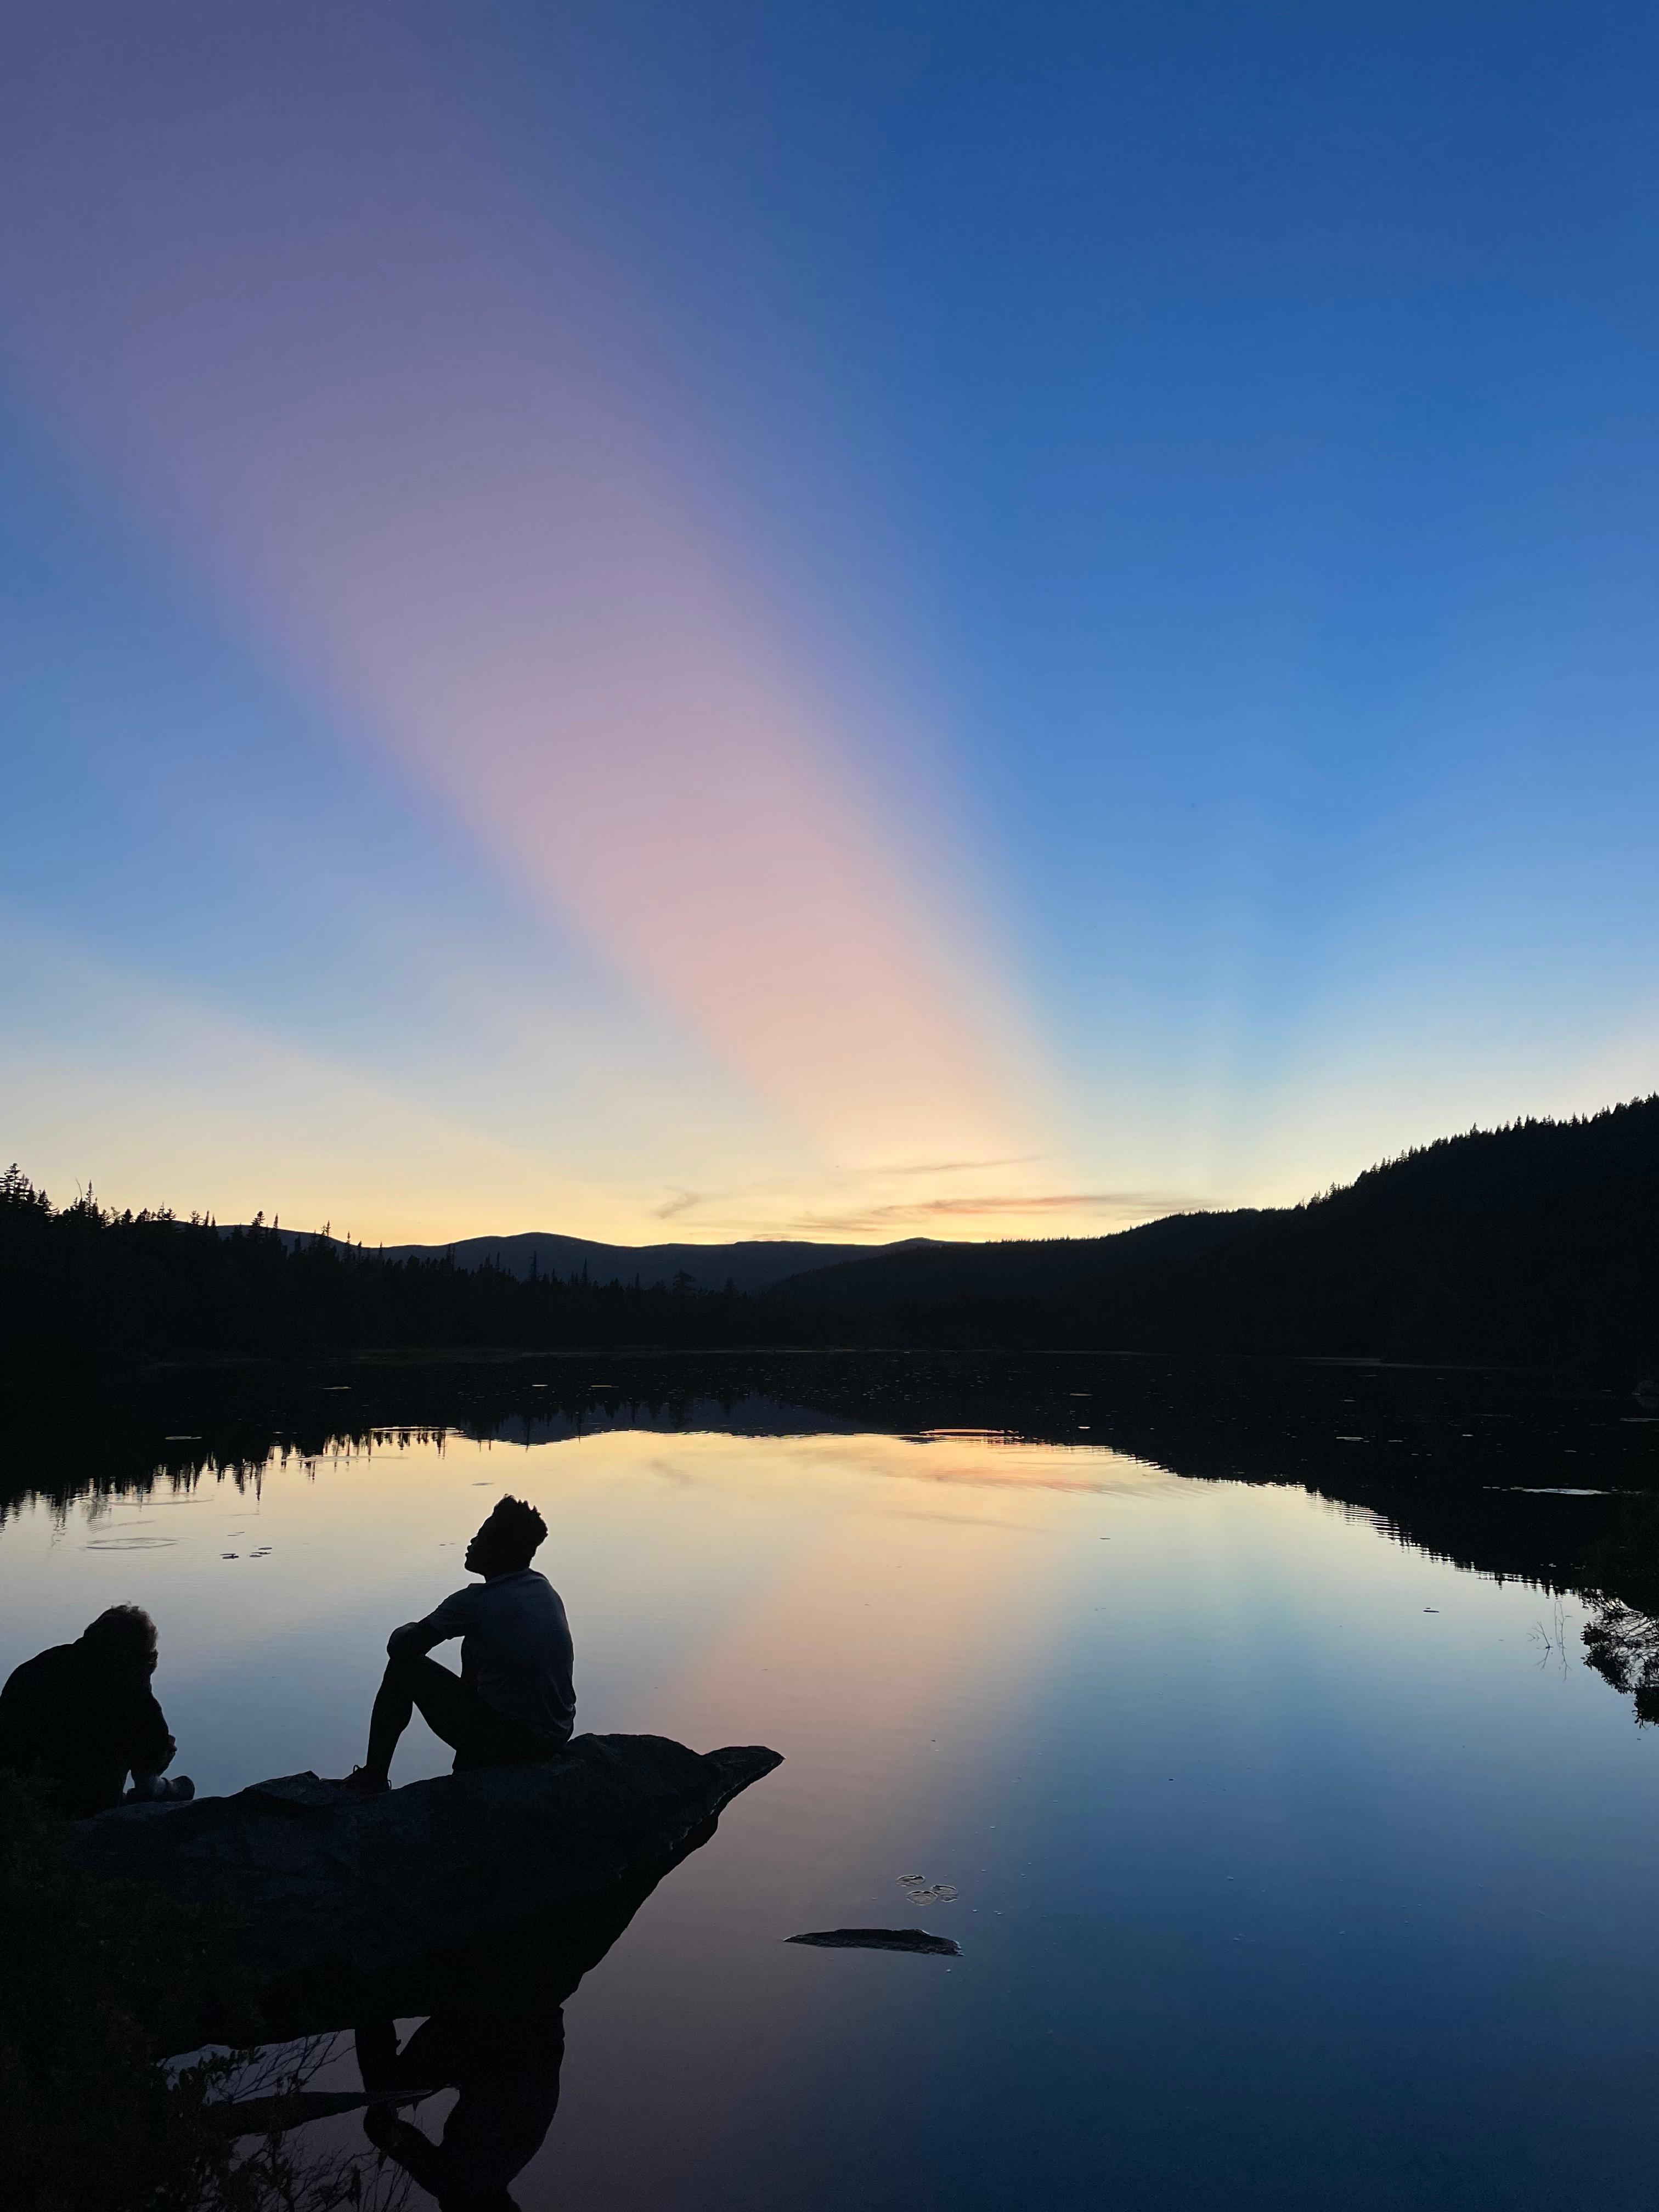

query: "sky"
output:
2 1 1656 1246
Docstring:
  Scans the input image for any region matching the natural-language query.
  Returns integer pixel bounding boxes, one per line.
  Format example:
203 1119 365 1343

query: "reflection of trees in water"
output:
198 2033 417 2210
1579 1497 1659 1725
194 1822 705 2210
1582 1602 1659 1723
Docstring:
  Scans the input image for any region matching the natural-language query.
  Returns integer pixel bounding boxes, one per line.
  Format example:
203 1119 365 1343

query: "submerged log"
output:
787 1928 960 1956
63 1731 781 2041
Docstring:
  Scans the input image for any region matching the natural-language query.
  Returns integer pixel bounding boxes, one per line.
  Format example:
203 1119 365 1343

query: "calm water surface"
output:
4 1372 1658 2209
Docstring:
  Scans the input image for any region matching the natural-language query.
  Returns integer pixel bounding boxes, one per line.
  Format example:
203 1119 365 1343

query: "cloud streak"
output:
651 1190 704 1221
783 1190 1204 1235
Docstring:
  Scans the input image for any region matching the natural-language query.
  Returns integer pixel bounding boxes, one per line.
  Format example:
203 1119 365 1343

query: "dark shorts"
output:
388 1650 563 1773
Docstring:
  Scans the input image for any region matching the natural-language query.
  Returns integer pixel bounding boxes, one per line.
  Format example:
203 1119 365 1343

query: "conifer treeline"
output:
774 1096 1659 1368
0 1168 773 1372
3 1094 1656 1374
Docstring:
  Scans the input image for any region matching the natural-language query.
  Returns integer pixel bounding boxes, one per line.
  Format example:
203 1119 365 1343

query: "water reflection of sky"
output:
5 1425 1659 2208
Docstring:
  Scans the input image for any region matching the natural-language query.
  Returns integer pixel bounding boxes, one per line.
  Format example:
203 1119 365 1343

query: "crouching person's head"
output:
82 1604 159 1677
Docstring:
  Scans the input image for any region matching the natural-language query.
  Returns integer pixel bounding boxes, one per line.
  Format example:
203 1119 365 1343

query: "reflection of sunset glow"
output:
2 1415 1633 2205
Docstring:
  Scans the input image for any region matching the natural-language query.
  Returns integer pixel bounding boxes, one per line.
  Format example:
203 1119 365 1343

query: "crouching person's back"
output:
0 1605 191 1816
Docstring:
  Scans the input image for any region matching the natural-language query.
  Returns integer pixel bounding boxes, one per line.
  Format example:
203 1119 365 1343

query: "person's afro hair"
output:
478 1494 547 1567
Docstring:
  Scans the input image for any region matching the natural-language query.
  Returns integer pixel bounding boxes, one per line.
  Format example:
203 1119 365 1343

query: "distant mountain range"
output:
234 1228 943 1297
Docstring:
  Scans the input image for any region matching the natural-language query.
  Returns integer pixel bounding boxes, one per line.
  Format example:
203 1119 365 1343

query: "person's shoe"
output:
125 1773 195 1804
327 1766 389 1795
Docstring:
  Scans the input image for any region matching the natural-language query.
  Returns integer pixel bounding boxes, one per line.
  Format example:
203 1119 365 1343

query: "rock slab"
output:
64 1731 781 2033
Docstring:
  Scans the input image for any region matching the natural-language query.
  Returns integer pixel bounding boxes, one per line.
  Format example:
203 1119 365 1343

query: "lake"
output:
4 1352 1658 2209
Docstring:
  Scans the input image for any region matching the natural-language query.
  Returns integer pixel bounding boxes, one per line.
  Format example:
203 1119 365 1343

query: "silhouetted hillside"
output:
773 1207 1257 1306
775 1096 1659 1367
4 1097 1656 1374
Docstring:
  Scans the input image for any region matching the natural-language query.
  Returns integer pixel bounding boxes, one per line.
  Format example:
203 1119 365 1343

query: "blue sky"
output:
2 2 1655 1242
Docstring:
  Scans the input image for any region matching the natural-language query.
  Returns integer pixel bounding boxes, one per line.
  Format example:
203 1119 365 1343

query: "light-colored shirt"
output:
416 1570 575 1743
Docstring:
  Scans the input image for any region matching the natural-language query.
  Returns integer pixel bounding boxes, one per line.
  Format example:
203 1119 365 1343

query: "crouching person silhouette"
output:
0 1604 194 1815
331 1497 573 1795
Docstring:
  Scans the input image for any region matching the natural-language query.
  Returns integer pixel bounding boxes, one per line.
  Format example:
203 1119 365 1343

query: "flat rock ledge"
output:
64 1732 781 2035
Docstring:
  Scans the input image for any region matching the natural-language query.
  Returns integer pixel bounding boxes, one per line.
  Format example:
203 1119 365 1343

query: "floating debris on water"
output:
787 1928 961 1956
899 1873 958 1905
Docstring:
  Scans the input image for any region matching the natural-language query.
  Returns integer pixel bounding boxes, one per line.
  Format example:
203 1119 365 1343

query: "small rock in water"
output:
788 1928 961 1956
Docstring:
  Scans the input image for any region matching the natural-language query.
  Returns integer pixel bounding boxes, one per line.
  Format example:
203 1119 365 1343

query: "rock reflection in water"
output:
357 2004 565 2210
203 1814 721 2208
207 2009 559 2210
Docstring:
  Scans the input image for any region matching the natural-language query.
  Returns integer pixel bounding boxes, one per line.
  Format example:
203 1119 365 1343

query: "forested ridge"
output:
774 1096 1659 1368
2 1095 1655 1376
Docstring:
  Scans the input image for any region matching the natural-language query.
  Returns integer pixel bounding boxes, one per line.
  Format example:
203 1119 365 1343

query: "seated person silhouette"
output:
332 1496 573 1795
0 1604 194 1816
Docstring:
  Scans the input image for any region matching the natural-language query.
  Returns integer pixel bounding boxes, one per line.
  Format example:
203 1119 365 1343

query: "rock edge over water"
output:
64 1732 782 2037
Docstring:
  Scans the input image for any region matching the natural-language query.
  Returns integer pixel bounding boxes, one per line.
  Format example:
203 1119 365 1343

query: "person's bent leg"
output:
400 1655 549 1771
363 1649 426 1781
353 1651 544 1787
366 1650 497 1776
403 1656 503 1765
355 2020 403 2097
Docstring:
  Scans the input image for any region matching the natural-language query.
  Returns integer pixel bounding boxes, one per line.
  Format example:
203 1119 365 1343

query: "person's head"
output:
81 1604 159 1675
464 1496 547 1578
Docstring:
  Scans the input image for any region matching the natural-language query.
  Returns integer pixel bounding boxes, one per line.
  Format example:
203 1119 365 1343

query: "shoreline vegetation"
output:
4 1096 1656 1381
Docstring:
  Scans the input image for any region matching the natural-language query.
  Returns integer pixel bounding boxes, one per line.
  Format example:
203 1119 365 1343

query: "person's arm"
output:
0 1675 30 1773
386 1588 473 1661
127 1684 175 1780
